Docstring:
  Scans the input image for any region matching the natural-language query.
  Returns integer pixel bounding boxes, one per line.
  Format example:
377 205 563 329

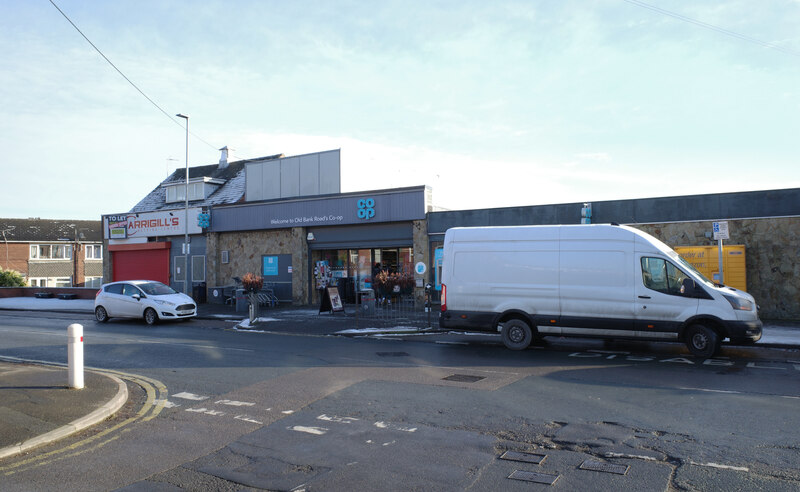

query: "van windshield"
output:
665 249 715 288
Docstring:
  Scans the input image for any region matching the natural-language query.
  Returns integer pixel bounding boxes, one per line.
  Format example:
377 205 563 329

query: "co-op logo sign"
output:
357 198 376 220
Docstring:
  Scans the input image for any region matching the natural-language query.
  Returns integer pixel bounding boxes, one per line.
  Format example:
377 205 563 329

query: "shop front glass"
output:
311 247 413 304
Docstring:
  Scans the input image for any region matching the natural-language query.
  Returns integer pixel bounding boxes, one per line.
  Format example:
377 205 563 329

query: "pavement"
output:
1 297 799 461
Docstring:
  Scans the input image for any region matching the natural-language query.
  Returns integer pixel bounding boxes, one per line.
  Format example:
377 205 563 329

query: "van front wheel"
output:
685 323 720 357
501 319 533 350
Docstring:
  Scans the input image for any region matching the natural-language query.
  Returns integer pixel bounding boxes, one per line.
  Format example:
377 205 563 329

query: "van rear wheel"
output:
501 319 533 350
685 323 720 357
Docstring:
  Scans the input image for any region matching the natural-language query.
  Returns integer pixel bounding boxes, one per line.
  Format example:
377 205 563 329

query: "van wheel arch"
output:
498 315 538 350
684 323 721 357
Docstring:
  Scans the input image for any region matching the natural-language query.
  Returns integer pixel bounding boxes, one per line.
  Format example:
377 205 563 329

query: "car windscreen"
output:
139 282 177 296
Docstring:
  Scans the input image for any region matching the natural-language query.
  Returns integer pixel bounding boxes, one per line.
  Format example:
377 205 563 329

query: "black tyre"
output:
95 306 109 323
685 324 720 357
144 308 159 326
501 319 533 350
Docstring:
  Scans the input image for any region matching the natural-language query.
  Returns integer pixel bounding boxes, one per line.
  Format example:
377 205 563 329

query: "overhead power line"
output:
623 0 800 59
48 0 223 155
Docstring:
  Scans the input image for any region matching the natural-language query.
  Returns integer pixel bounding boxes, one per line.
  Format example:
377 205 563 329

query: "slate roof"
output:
129 153 283 213
0 218 103 242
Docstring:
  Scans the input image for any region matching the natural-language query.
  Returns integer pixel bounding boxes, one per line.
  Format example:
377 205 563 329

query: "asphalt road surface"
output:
1 310 798 491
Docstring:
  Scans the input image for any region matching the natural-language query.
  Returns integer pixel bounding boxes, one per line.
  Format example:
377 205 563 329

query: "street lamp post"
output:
176 113 190 295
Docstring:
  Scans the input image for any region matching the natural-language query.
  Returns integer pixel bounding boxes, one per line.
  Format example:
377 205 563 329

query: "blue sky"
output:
1 0 798 219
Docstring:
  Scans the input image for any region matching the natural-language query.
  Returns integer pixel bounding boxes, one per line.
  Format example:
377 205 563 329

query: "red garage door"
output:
110 242 171 284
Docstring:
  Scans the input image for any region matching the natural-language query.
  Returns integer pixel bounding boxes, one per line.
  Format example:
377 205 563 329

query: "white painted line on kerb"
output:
678 387 742 394
172 392 210 400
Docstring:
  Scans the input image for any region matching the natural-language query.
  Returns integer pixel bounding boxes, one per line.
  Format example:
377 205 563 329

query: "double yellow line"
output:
0 364 167 476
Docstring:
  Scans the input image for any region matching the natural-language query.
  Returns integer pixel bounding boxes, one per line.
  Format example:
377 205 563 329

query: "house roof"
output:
129 154 283 213
0 218 103 242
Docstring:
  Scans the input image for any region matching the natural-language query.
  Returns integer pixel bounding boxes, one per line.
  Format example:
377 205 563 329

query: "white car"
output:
94 280 197 325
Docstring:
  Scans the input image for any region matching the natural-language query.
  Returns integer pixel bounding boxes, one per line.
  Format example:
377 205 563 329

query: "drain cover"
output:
580 459 630 475
376 352 410 357
500 450 547 465
508 470 560 485
442 374 486 383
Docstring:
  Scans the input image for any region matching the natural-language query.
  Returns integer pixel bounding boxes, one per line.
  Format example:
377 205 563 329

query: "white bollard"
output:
67 323 84 389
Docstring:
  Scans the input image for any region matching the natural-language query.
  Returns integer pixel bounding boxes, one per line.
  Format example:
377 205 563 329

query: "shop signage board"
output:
713 221 729 240
319 286 344 314
104 209 203 240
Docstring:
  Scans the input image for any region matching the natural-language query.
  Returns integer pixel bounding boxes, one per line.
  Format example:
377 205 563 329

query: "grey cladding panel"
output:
245 163 262 201
299 155 320 196
281 157 300 198
319 151 340 194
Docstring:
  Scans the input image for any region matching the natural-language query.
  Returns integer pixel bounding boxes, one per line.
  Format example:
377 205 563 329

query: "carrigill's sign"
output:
103 209 203 240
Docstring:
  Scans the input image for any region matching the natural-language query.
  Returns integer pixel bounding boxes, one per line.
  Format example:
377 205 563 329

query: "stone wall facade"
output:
206 227 308 304
637 217 800 320
412 219 428 303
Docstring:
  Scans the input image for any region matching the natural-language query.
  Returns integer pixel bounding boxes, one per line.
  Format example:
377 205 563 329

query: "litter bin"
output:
192 282 207 304
359 289 375 316
235 289 247 313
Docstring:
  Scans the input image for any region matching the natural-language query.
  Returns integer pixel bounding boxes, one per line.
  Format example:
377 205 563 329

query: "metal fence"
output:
350 294 437 330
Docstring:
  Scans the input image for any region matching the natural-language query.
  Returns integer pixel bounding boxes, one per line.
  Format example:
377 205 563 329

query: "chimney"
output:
219 146 232 169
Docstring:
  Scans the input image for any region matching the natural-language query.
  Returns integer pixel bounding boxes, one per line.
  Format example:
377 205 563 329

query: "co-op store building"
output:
102 148 800 319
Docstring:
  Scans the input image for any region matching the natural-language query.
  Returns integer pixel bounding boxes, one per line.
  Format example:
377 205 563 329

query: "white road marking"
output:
317 414 359 424
153 399 180 408
235 415 263 424
690 461 749 472
186 408 225 416
374 421 417 432
282 410 295 415
172 392 210 401
289 426 328 435
605 452 657 461
216 399 256 407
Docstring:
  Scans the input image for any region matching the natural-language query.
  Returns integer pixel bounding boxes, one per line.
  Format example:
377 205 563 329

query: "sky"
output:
1 0 798 220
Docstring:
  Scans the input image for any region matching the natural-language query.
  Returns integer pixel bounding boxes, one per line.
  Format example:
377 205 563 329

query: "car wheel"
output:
685 323 720 357
501 319 533 350
144 308 159 326
95 306 109 323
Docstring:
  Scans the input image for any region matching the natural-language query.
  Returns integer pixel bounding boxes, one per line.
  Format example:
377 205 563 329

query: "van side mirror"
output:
680 278 695 296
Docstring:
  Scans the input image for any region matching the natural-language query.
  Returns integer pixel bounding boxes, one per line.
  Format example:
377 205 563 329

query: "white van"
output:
439 224 762 357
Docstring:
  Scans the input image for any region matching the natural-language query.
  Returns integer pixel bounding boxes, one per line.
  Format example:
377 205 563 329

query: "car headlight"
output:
154 299 175 307
722 294 753 311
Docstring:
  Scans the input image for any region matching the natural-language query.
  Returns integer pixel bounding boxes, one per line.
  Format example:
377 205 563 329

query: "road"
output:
1 310 799 491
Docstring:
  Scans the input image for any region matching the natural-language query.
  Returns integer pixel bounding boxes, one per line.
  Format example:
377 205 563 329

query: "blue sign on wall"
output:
357 198 375 220
263 255 279 276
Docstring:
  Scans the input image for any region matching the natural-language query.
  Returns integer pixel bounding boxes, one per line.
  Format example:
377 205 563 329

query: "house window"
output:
166 182 205 203
28 277 72 287
85 277 103 288
30 244 72 260
85 244 103 260
221 250 229 264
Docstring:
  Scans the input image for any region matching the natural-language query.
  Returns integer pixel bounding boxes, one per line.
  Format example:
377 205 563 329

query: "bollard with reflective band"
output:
68 323 84 389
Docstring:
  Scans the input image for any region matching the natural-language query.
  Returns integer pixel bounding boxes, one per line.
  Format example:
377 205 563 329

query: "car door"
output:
119 283 145 317
635 256 699 336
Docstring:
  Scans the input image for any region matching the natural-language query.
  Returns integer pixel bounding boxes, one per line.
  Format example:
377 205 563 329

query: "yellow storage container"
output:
674 245 747 292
